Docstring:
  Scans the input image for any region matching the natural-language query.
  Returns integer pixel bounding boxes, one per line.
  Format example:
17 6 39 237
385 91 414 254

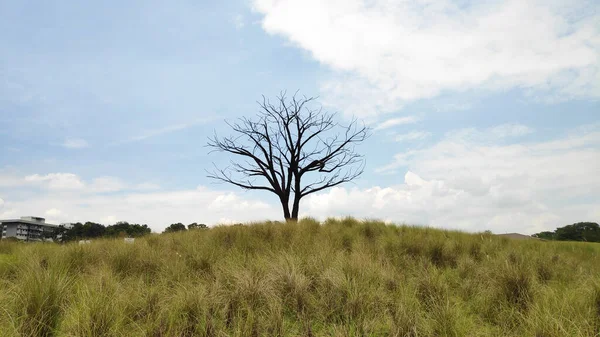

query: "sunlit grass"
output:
0 217 599 336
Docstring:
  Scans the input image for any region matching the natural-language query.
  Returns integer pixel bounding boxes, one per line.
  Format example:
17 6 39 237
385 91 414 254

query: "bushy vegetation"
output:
54 221 208 241
533 222 600 242
1 218 600 336
163 222 208 233
52 221 152 242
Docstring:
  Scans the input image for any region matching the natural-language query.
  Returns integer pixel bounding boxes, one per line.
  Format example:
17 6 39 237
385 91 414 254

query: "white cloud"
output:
489 124 534 138
217 217 239 225
253 0 600 116
434 102 473 113
395 131 431 142
45 208 62 217
134 182 161 191
115 118 212 145
302 173 466 227
0 185 280 231
62 138 89 149
0 198 4 208
90 176 126 193
17 173 150 194
25 173 85 190
6 147 21 152
343 123 600 233
0 171 26 188
373 116 418 130
102 215 118 224
3 170 166 199
0 209 17 219
443 123 534 143
233 14 245 29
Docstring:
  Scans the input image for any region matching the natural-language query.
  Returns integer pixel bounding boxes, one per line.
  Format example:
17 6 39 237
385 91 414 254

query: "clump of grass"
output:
389 301 428 337
417 272 448 311
0 240 19 254
496 266 534 315
0 253 19 279
536 260 553 284
62 282 121 336
468 241 483 262
12 262 72 337
428 241 458 268
340 233 353 253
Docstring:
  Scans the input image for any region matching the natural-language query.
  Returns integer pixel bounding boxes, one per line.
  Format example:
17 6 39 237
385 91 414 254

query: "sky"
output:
0 0 598 234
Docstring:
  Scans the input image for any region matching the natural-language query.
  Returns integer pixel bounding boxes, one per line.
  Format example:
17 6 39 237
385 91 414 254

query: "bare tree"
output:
207 92 369 221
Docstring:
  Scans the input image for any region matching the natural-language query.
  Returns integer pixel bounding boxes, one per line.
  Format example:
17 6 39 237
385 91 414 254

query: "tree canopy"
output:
163 223 187 233
532 222 600 242
53 221 151 242
188 223 208 230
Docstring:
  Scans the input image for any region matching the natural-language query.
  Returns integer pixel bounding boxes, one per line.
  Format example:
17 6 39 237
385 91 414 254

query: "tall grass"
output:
0 218 599 336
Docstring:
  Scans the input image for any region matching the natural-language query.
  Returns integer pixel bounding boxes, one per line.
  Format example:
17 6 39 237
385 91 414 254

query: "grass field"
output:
1 218 599 337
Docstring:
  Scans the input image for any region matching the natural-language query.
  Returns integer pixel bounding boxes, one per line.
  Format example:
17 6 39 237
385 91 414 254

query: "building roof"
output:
496 233 539 240
0 219 58 227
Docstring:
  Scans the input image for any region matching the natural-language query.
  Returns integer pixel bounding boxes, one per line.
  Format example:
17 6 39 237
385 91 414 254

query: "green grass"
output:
1 218 599 336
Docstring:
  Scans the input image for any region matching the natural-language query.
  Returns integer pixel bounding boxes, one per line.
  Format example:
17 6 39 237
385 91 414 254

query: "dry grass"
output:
0 217 599 336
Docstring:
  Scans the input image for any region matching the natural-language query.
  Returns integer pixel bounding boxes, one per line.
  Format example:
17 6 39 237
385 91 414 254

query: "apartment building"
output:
0 216 58 241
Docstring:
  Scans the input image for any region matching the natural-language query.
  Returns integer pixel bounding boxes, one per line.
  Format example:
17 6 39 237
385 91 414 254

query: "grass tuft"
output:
499 267 533 311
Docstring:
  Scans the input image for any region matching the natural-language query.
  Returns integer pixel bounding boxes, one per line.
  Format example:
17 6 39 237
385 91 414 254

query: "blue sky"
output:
1 0 598 233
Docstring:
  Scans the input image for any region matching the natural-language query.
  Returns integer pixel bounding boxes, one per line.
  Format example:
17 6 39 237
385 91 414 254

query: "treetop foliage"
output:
51 221 208 241
54 221 151 242
163 223 186 233
532 222 600 242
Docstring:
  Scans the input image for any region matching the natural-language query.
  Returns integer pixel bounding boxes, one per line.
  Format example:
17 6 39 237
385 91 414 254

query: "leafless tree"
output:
207 92 369 221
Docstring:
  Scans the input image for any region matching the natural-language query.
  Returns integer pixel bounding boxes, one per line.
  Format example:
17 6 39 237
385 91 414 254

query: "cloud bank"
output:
1 124 597 233
253 0 600 116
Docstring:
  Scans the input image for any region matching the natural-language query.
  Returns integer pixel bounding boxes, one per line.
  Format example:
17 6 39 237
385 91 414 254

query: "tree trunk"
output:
290 192 301 221
281 197 292 221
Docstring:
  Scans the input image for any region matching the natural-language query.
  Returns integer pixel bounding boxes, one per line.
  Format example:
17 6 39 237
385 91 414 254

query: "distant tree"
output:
83 222 106 238
533 222 600 242
106 221 151 237
44 225 67 242
164 223 187 233
51 222 105 242
531 231 556 240
188 223 208 230
55 224 79 242
208 92 369 221
555 222 600 242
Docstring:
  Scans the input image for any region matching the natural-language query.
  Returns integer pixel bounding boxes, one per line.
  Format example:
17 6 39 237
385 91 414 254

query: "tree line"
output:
51 221 152 242
50 221 207 242
532 222 600 242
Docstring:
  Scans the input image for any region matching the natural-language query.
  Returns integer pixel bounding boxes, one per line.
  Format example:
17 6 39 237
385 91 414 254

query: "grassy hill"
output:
1 218 599 337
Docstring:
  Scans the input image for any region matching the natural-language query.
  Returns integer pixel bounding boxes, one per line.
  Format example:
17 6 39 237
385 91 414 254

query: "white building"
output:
0 216 58 241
